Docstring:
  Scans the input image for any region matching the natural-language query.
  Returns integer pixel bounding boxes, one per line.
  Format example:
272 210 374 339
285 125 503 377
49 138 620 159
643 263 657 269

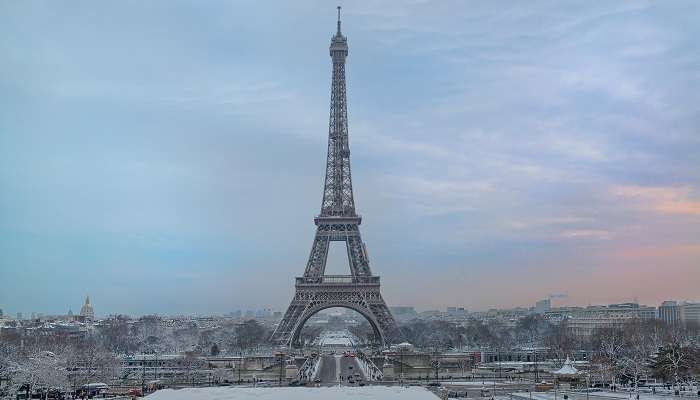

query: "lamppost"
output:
237 351 242 384
274 351 286 386
493 371 497 399
432 346 441 384
534 349 539 382
433 358 440 383
399 347 404 385
586 372 590 400
498 348 502 379
141 354 146 395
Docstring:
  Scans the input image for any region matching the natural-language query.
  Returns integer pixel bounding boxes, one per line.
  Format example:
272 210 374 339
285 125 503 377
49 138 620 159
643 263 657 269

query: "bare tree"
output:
592 327 625 389
619 320 663 397
234 320 267 353
651 327 697 394
66 339 120 390
514 315 549 347
544 321 576 366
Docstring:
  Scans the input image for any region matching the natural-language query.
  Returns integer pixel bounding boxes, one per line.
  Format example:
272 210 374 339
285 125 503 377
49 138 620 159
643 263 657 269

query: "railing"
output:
297 355 320 383
356 351 383 381
296 275 380 285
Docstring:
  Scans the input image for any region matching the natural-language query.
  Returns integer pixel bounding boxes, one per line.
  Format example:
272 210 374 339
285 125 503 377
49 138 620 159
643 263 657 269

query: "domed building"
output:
80 296 95 320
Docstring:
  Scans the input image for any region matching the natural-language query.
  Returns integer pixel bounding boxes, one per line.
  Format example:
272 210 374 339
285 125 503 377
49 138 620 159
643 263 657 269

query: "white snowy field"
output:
146 386 438 399
317 329 357 346
510 390 700 400
444 381 511 386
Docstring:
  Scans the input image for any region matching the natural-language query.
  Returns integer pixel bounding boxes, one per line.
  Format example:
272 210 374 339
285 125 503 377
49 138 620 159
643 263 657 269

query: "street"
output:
316 354 366 386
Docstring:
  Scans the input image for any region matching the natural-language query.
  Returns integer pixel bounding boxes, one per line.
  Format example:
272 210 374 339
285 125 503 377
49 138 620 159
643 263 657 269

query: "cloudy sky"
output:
1 1 699 317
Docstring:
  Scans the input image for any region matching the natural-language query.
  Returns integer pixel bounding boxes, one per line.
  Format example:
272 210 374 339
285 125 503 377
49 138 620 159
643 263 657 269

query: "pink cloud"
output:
610 185 700 216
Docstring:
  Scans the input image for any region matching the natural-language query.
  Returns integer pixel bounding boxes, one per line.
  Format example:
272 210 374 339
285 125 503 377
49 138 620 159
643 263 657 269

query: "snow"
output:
444 381 510 386
321 336 354 346
318 330 357 346
510 389 700 400
146 386 438 400
553 357 579 376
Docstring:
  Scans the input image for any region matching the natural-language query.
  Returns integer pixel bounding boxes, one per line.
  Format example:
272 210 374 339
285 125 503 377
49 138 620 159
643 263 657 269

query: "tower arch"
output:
290 304 384 347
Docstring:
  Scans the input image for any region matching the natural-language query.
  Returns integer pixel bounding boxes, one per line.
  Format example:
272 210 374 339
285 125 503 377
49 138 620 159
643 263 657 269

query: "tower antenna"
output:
337 6 342 34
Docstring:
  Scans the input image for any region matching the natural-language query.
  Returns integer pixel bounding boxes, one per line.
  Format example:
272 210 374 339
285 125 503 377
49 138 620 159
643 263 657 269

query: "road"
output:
316 354 366 386
317 355 337 386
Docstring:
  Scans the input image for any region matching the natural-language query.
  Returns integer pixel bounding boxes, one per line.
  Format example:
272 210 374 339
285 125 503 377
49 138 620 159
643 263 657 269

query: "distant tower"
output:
270 8 400 347
80 296 95 320
67 308 74 317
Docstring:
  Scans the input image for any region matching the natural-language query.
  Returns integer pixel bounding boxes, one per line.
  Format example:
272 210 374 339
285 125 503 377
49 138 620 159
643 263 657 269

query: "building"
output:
635 305 658 319
681 302 700 325
80 296 95 320
535 299 551 315
658 301 681 326
548 303 658 337
605 303 657 319
447 307 467 317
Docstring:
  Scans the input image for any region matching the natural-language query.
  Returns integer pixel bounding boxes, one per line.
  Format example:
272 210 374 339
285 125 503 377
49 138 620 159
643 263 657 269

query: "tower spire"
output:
325 5 351 217
337 6 342 35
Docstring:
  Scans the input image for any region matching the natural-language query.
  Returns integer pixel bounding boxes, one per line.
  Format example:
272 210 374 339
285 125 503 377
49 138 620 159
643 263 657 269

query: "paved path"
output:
317 355 337 386
317 354 365 386
338 355 365 386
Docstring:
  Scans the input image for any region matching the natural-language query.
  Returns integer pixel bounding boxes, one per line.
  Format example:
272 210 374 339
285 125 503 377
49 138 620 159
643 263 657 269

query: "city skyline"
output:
2 1 700 316
4 293 700 320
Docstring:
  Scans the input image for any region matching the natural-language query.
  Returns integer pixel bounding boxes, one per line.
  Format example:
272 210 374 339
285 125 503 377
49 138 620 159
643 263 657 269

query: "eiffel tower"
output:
271 8 401 348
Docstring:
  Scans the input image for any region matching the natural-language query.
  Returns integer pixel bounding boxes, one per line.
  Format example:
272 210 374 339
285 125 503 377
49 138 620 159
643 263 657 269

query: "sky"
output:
1 1 699 317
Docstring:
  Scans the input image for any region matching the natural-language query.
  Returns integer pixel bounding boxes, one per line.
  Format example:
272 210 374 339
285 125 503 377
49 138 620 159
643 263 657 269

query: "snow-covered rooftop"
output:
146 386 437 400
553 357 579 376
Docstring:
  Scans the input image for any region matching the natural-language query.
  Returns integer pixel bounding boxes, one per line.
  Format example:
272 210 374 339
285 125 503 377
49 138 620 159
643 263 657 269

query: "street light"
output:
534 349 539 382
399 347 404 386
274 351 286 386
237 351 242 384
586 372 590 400
433 359 440 383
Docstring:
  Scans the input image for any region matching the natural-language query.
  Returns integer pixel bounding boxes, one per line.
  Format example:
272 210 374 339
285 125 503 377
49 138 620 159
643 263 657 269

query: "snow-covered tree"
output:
593 327 625 389
619 320 663 397
65 339 120 390
12 350 68 399
651 328 699 394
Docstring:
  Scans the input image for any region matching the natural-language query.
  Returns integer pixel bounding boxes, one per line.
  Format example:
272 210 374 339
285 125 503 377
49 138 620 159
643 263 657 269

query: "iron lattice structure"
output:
271 9 400 348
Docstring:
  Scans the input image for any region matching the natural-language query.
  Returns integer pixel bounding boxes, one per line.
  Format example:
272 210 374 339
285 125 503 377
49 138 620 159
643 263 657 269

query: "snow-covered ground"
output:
146 386 438 399
317 329 357 346
510 390 700 400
